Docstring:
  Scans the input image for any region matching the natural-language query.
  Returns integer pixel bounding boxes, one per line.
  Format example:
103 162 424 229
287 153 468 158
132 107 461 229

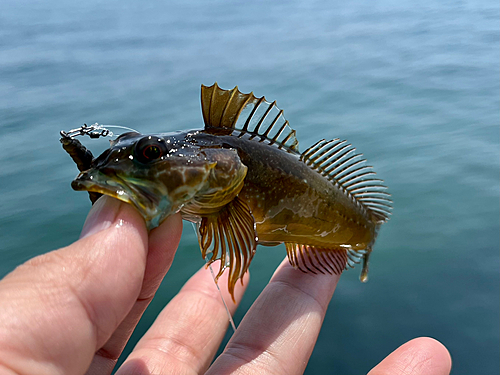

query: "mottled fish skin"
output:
63 83 391 300
190 132 376 250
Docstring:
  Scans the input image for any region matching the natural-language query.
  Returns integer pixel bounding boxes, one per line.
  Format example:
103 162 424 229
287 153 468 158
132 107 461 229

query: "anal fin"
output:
197 196 257 301
285 243 368 278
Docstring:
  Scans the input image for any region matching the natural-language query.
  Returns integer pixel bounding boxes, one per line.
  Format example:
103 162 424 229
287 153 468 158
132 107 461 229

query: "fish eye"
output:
135 136 167 163
143 145 162 160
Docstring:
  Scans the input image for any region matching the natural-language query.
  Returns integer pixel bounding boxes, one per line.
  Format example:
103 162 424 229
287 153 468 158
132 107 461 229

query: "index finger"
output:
207 257 341 375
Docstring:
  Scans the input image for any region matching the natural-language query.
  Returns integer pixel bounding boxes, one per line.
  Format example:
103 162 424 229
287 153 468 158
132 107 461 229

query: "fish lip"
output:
71 170 161 219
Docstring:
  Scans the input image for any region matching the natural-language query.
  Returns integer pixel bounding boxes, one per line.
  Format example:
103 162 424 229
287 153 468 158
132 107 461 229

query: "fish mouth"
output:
71 169 165 221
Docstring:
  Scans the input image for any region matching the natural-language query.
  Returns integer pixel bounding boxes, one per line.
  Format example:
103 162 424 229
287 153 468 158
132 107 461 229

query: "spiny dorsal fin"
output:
201 83 299 153
301 139 392 222
197 196 257 301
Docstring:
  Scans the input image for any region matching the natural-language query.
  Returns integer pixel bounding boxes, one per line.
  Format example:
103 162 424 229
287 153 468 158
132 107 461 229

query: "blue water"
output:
0 0 498 374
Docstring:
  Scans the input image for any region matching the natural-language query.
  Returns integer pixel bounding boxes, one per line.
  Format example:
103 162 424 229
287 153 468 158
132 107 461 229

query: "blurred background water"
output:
0 0 498 373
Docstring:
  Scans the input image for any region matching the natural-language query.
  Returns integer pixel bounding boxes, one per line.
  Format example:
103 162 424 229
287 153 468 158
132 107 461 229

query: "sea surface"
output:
0 0 498 374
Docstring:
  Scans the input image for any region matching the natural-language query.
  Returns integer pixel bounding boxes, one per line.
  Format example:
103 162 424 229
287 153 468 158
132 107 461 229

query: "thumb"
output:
0 196 149 375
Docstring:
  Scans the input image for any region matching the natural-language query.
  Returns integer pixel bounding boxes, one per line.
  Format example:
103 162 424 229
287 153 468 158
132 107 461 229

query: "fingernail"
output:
80 196 122 239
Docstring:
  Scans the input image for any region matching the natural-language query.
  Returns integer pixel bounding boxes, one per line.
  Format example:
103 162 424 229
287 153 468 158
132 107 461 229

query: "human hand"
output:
0 196 451 374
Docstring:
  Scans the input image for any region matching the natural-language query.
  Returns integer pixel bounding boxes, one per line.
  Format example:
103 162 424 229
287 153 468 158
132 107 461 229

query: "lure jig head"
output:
60 123 112 140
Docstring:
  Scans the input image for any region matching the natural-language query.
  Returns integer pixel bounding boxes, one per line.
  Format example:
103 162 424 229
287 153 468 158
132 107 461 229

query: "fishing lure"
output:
61 83 391 300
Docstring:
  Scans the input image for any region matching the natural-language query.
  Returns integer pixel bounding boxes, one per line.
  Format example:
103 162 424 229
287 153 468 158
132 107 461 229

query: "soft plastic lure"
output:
61 83 391 300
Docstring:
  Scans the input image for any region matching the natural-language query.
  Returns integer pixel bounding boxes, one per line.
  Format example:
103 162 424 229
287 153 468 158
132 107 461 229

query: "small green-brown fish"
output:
61 83 391 299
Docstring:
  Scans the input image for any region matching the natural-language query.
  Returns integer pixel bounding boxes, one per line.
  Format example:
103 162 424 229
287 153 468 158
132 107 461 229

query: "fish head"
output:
71 131 217 227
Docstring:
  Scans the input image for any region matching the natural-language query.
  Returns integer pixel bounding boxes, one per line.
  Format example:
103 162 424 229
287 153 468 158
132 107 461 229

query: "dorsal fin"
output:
201 83 299 153
301 139 392 222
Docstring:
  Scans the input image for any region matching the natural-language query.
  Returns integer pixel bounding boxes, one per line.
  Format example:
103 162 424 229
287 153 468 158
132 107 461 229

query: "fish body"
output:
185 131 378 250
62 84 391 298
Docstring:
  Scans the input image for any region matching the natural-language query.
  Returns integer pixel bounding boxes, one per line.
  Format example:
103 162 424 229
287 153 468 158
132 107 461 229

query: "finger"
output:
0 196 149 375
367 337 452 375
206 257 340 375
86 213 183 375
116 261 249 375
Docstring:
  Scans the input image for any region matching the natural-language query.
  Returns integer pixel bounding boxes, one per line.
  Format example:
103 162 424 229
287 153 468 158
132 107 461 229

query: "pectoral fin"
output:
197 196 257 301
285 243 369 279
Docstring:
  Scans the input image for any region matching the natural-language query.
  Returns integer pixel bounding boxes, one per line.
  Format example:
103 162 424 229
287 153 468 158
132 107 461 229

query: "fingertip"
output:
146 213 183 269
149 212 183 249
368 337 452 375
410 337 452 373
270 257 341 310
80 196 147 241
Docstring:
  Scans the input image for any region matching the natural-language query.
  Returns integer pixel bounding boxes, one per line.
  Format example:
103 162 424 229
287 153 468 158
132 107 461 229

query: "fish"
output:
60 83 392 300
